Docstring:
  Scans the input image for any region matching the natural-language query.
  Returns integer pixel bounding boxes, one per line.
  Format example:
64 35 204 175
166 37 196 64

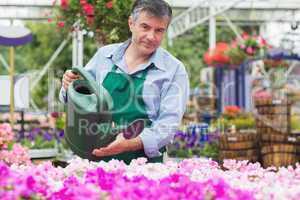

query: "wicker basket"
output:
255 98 291 135
219 130 258 149
261 133 300 145
219 130 259 162
261 144 298 168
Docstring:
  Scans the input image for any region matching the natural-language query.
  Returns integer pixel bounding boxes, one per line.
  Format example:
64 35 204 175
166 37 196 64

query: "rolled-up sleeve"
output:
59 87 67 103
139 66 190 158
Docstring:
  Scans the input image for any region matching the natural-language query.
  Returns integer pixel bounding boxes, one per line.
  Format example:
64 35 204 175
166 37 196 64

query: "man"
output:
60 0 189 163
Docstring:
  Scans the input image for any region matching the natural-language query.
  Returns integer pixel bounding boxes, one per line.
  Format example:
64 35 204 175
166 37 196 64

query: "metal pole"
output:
78 30 83 67
209 6 216 49
9 46 15 126
72 31 77 66
209 5 216 108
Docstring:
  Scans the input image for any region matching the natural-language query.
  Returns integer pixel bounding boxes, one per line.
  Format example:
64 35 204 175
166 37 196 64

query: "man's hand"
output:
92 134 143 157
62 70 80 91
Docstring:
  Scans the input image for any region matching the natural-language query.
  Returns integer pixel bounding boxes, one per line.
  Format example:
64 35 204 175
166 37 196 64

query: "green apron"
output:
100 64 165 164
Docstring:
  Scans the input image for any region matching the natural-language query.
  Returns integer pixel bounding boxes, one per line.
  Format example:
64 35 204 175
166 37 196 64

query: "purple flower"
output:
43 131 52 141
58 130 64 138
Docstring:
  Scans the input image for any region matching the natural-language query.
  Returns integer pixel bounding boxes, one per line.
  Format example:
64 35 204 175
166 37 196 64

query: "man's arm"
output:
139 69 190 158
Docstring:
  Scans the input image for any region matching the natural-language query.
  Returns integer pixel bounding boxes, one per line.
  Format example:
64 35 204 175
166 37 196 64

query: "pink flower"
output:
83 3 94 16
240 44 246 49
47 18 53 23
106 1 114 9
242 32 249 40
80 0 87 5
60 0 69 10
57 21 65 28
0 143 31 165
246 47 254 55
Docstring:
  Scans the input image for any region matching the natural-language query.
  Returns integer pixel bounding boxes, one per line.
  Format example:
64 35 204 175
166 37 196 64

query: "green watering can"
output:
65 66 148 161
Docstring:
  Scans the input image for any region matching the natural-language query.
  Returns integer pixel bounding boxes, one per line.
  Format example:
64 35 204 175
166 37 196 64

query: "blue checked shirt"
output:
60 40 190 158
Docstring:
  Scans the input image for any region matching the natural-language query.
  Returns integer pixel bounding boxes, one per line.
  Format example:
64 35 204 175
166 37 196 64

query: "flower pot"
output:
28 148 58 159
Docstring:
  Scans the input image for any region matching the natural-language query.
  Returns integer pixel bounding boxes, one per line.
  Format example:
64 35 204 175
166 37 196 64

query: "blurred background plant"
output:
203 33 271 67
227 33 270 65
0 124 31 165
211 106 255 132
167 125 219 160
52 0 133 45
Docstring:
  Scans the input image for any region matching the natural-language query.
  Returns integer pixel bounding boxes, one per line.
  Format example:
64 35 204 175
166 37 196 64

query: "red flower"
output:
60 0 69 10
224 105 241 116
57 21 65 28
47 18 53 23
83 3 94 16
106 1 113 9
51 112 60 118
80 0 87 5
204 51 213 65
203 42 230 66
242 32 249 40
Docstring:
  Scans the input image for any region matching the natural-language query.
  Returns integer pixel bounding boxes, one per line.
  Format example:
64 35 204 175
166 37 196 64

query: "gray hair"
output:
131 0 172 22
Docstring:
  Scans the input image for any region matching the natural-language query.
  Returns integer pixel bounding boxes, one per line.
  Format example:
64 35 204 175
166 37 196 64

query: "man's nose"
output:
146 31 156 41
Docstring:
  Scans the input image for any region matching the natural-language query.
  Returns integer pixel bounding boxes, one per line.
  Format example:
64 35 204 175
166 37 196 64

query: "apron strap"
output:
112 64 118 72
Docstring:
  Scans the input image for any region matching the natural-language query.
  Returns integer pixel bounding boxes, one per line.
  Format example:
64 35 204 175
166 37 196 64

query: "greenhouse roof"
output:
1 0 300 20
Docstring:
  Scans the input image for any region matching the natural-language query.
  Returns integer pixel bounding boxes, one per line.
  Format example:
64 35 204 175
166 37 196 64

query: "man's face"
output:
128 11 169 56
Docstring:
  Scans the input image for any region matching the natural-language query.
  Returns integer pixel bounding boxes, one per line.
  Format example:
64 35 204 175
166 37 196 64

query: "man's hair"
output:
131 0 172 22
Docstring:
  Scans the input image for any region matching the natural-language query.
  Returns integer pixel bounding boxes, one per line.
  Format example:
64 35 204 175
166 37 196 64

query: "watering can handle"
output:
72 66 113 110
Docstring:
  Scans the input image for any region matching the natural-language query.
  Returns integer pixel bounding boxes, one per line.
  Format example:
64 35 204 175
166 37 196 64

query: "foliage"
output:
167 128 219 160
291 114 300 131
53 0 133 45
227 33 270 65
168 25 235 88
17 128 66 150
212 110 255 131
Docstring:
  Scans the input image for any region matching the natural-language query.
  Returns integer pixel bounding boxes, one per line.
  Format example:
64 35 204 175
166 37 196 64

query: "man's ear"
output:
128 16 134 32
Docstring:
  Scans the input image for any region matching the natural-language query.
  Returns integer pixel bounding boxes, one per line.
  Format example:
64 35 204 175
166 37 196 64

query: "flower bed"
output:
2 157 300 199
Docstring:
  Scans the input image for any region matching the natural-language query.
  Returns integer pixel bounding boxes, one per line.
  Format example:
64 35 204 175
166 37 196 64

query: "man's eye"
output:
141 24 148 29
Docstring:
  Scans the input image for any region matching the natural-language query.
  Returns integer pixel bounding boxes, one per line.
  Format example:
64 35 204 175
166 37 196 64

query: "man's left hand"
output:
92 134 143 157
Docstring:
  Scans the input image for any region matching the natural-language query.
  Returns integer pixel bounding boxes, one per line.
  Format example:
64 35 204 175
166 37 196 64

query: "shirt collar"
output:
105 39 166 72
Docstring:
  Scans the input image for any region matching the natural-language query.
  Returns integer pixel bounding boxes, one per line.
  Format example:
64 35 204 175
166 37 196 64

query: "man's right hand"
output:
62 70 80 91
